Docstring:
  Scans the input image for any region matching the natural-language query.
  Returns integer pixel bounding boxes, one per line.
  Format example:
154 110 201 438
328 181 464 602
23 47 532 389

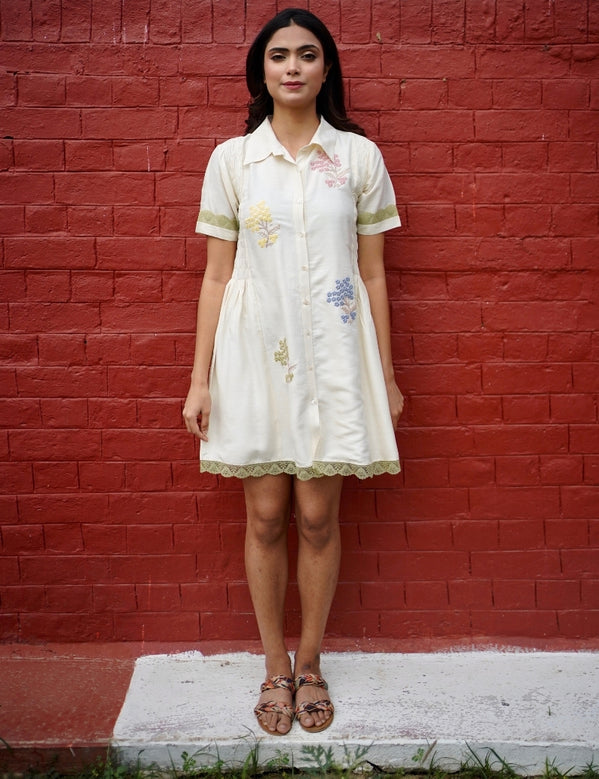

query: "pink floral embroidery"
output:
310 151 348 188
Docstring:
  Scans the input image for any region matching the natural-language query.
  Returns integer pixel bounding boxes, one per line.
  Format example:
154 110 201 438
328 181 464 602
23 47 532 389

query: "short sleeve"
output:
195 140 240 242
356 142 401 235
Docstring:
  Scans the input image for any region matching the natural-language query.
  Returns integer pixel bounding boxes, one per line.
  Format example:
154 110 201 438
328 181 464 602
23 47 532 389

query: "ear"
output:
323 64 331 82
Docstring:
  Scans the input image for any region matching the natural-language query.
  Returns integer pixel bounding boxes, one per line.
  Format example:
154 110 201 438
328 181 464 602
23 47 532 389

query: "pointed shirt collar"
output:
243 116 338 165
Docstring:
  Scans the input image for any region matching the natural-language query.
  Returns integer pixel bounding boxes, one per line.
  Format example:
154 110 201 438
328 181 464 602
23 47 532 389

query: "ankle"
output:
264 650 292 678
293 651 322 677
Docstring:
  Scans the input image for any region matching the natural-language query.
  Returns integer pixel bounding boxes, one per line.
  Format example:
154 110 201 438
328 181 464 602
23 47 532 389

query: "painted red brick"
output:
493 579 536 609
448 579 493 608
114 612 200 642
380 609 471 638
1 0 597 645
540 455 583 485
472 550 562 580
499 520 546 550
557 610 599 639
471 610 558 637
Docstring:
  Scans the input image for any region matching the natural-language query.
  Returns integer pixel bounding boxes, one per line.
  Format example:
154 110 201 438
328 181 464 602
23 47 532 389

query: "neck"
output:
270 108 320 157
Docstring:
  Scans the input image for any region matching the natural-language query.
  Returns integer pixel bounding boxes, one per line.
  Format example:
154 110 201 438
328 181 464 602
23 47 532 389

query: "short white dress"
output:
195 117 401 480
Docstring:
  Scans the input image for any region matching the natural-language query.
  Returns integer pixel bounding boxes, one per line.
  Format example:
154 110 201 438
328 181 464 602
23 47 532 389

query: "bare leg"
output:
293 474 344 730
243 473 293 734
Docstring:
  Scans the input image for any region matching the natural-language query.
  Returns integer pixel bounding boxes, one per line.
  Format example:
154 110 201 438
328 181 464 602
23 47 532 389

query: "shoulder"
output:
211 135 246 162
205 136 247 185
333 128 380 152
334 130 385 168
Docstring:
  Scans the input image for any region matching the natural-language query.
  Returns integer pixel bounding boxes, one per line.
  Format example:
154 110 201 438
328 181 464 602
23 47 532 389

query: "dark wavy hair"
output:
244 8 365 136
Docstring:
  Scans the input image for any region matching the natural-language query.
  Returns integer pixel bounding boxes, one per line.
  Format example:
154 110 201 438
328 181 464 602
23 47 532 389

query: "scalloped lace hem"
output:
200 459 400 481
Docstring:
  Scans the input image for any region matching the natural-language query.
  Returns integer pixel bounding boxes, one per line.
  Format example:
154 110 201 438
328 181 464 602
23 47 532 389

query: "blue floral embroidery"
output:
327 277 356 323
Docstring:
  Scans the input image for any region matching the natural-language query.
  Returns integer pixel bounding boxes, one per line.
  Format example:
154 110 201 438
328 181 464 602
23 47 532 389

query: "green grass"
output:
1 743 598 779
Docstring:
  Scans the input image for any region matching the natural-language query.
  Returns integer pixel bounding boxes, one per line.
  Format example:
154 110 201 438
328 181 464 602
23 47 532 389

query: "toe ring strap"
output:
295 699 335 718
294 673 329 691
260 675 294 693
254 701 294 719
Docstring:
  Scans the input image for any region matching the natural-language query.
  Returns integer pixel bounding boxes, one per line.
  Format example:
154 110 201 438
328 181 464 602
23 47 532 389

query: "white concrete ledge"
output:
112 650 599 775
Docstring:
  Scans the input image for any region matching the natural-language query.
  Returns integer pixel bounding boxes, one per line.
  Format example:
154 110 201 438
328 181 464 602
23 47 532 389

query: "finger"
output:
182 407 203 438
199 410 210 441
183 415 199 438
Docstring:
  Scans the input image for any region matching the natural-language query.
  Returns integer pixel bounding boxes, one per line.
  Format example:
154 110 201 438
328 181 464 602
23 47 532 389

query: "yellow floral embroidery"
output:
245 201 279 248
274 338 295 383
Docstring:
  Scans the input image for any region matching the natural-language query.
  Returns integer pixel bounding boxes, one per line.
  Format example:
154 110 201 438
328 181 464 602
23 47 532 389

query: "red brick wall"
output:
1 0 598 644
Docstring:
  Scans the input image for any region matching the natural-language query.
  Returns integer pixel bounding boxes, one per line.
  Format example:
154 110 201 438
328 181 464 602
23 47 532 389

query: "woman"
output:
183 7 404 736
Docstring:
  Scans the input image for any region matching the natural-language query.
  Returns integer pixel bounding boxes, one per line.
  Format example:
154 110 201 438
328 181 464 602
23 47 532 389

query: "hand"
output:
386 379 404 430
182 383 211 442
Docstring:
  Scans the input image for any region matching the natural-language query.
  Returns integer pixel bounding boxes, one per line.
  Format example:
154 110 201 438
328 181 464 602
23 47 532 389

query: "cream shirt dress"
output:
195 117 401 480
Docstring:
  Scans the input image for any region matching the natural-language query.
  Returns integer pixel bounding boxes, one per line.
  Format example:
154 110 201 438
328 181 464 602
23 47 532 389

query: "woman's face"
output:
263 23 329 113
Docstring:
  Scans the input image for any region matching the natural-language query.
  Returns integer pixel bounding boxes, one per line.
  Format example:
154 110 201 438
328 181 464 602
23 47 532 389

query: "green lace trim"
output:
197 210 239 232
357 204 399 226
200 459 400 481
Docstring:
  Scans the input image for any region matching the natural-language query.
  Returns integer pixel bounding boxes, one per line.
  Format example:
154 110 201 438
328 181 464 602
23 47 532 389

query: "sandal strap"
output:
259 674 294 693
254 700 294 719
295 699 335 718
294 673 329 691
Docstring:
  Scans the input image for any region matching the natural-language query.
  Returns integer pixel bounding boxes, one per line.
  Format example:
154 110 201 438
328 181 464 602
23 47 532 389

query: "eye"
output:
301 52 317 61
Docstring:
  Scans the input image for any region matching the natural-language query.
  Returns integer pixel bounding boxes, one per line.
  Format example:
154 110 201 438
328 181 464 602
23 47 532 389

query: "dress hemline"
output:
200 459 400 481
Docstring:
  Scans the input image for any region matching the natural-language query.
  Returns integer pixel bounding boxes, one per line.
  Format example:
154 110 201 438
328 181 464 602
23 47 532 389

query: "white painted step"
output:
113 650 599 775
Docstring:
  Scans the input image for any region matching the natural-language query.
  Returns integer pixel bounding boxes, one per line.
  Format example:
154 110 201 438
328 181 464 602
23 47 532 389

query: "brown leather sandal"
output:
253 674 294 735
294 673 335 733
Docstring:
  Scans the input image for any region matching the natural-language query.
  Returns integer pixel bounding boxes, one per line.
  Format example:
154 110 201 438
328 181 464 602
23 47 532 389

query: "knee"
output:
247 511 288 547
296 512 338 550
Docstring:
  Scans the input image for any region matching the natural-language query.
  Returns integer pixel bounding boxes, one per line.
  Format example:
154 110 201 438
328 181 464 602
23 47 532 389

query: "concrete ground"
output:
1 642 598 776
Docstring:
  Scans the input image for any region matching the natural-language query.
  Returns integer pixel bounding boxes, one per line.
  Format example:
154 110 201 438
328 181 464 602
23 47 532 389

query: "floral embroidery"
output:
274 338 296 382
310 151 348 188
245 201 279 248
327 277 356 323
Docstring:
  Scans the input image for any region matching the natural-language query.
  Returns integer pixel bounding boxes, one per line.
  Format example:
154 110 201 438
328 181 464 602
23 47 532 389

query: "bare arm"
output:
182 236 236 441
357 232 404 428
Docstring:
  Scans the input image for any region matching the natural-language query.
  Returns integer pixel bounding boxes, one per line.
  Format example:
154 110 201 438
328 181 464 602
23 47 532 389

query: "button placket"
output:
294 158 319 449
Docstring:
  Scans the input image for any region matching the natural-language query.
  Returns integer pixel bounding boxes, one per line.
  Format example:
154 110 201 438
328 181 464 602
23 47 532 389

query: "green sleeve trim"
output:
197 210 239 232
357 204 399 226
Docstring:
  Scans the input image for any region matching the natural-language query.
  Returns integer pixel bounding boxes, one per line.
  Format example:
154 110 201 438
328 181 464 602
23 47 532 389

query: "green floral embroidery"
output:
245 200 279 248
357 203 398 226
197 210 239 232
274 338 296 383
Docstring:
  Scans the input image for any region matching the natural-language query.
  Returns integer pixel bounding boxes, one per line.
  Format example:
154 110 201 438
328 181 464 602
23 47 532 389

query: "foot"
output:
254 674 294 735
294 672 334 733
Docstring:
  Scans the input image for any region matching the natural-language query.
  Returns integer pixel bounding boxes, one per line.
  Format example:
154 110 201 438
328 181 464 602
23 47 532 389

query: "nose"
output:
286 57 300 74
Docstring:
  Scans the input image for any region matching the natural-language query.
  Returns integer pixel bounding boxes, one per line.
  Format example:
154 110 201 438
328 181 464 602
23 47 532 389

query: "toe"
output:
277 715 292 734
299 711 315 729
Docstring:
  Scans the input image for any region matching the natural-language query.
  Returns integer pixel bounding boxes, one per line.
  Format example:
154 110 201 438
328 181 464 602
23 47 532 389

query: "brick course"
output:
0 0 597 644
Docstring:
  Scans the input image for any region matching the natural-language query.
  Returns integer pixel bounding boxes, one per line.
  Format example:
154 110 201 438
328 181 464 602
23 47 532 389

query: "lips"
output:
283 81 304 89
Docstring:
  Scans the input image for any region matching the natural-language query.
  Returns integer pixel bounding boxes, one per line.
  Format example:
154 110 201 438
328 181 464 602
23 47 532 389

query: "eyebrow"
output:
267 44 321 54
